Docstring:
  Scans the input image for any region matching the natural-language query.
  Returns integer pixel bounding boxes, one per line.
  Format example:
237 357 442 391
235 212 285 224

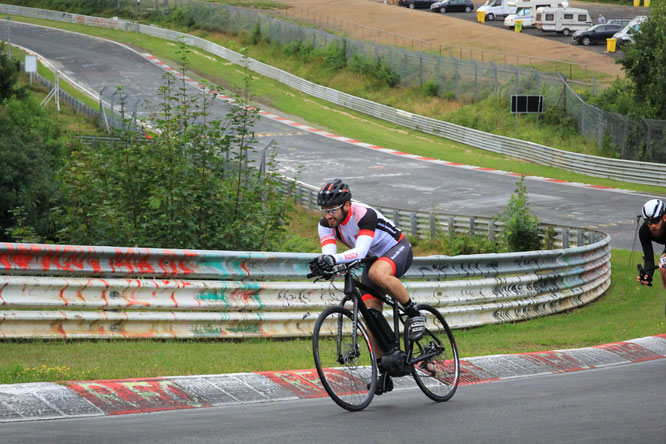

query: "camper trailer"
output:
504 0 568 28
535 7 592 35
477 0 516 21
612 15 647 46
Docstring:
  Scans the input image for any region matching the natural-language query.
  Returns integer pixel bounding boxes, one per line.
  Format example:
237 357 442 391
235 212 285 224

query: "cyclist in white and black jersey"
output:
637 199 666 289
309 179 426 395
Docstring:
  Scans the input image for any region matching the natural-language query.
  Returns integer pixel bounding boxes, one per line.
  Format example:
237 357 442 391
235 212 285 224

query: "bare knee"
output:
368 266 391 289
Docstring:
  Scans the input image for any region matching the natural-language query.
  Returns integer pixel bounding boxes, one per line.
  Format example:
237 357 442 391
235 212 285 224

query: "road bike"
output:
308 256 460 411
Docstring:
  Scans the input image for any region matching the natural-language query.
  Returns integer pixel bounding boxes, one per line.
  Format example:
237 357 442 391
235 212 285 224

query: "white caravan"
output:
535 7 592 35
612 15 647 46
477 0 516 21
504 0 568 28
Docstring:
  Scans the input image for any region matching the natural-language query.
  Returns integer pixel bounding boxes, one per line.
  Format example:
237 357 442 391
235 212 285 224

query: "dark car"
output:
572 23 622 46
398 0 438 9
431 0 475 13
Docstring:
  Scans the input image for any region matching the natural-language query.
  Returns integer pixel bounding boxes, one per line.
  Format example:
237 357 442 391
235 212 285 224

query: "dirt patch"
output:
276 0 624 79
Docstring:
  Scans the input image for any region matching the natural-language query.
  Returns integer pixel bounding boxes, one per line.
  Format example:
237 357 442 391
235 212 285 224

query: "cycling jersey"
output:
318 202 404 264
639 222 666 278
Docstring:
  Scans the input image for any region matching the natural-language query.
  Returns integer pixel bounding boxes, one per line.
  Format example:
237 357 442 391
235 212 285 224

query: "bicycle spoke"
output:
409 304 459 402
313 306 377 411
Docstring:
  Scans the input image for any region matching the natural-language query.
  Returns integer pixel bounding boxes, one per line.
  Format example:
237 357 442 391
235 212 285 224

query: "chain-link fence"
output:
8 0 666 162
136 0 664 162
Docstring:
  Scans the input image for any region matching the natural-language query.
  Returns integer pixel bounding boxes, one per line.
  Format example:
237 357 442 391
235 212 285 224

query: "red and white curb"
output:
1 335 664 422
139 52 640 196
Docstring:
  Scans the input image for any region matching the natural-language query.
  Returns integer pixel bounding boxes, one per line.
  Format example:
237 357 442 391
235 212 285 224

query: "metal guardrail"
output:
279 176 601 249
3 4 665 186
0 233 610 339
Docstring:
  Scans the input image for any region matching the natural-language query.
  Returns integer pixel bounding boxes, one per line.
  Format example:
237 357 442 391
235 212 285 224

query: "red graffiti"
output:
260 369 327 399
66 378 210 414
595 342 663 363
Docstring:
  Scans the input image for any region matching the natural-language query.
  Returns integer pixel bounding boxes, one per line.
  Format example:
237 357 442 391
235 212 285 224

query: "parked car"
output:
607 18 631 27
398 0 438 9
431 0 475 13
612 16 647 47
572 23 622 46
477 0 516 21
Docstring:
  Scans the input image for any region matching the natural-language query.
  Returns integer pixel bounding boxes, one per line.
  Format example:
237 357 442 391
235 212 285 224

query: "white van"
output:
477 0 516 21
612 15 647 46
504 0 568 28
535 7 592 35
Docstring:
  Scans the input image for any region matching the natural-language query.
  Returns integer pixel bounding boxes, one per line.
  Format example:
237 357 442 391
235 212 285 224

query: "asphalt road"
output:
2 359 664 443
8 21 665 250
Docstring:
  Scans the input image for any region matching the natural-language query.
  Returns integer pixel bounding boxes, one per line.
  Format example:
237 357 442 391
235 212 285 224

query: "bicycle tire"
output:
312 305 378 411
407 303 460 402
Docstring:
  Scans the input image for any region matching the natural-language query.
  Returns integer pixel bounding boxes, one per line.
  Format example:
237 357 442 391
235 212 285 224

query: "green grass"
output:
0 249 663 383
8 15 665 195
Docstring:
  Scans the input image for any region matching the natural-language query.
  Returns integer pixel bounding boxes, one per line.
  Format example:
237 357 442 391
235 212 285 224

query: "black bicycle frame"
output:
340 269 403 356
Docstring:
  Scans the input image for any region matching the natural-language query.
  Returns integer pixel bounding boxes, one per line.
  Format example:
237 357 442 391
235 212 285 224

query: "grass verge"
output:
8 15 665 195
0 249 663 384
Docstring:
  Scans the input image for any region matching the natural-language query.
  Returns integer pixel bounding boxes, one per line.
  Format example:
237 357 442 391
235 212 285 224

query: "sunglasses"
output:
646 217 662 225
320 203 344 215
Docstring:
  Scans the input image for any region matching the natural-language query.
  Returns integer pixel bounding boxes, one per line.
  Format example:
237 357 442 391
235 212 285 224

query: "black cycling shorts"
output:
361 237 413 302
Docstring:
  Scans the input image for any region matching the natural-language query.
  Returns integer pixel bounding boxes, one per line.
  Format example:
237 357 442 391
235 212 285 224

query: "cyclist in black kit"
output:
309 179 426 394
637 199 666 289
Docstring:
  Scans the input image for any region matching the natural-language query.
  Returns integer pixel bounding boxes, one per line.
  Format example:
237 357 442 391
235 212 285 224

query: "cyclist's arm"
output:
318 222 338 255
332 233 374 264
639 224 656 277
331 209 378 264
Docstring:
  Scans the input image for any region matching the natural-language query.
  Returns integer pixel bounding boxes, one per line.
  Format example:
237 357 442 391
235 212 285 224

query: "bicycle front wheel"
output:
407 304 460 402
312 306 377 411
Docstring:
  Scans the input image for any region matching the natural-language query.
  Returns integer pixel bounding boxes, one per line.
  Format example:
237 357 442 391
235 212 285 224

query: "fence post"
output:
577 229 584 247
448 216 455 238
393 209 400 228
410 213 417 237
474 60 478 101
488 219 495 242
562 228 569 249
455 59 459 101
430 214 437 238
469 217 475 237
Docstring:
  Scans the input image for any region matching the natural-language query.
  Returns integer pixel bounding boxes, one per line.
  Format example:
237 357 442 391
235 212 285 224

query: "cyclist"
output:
637 199 666 289
309 178 425 394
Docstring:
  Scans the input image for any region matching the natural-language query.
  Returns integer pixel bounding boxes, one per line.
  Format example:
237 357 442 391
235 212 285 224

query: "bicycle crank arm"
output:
406 347 445 366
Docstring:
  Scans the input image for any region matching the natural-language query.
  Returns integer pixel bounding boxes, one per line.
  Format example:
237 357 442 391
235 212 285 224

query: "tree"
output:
619 2 666 119
496 177 541 252
57 44 293 251
0 48 26 101
0 49 63 242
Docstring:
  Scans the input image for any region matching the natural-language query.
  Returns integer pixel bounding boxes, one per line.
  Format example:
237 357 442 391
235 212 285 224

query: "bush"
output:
324 40 347 70
423 81 439 98
57 48 294 251
496 176 541 252
348 54 399 88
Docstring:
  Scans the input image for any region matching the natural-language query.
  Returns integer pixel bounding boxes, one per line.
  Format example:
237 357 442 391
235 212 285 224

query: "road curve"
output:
2 359 664 443
8 21 665 249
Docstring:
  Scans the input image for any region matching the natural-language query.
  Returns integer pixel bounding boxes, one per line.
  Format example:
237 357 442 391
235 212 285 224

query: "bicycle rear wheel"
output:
312 306 377 411
407 304 459 402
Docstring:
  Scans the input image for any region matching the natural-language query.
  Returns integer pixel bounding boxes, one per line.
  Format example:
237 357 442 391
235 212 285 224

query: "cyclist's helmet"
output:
642 199 665 223
317 179 352 207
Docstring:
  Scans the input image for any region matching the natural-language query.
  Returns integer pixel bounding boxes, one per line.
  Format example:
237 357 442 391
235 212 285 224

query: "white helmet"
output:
642 199 665 222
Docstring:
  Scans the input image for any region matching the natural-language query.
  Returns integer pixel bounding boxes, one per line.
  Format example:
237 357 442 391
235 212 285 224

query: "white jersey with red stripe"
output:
318 202 404 264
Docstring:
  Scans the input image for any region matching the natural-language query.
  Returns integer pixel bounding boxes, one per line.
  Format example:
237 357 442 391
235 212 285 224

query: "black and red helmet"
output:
317 179 352 207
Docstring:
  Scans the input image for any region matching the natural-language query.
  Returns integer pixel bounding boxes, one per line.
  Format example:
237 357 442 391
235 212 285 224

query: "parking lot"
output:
408 0 649 59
